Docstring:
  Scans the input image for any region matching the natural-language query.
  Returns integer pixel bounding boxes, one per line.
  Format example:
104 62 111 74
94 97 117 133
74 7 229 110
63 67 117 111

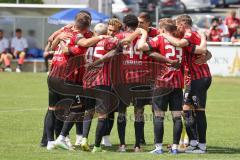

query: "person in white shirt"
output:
0 30 12 72
0 30 8 64
218 17 230 42
10 28 28 72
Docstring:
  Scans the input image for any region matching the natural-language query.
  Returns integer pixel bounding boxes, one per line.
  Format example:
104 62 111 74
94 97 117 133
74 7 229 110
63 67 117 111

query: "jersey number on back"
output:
165 45 183 63
123 40 143 59
85 47 104 67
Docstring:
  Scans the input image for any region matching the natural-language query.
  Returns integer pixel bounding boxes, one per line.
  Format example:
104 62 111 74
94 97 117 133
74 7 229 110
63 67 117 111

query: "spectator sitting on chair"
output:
231 26 240 43
208 18 223 42
10 28 28 73
0 29 12 72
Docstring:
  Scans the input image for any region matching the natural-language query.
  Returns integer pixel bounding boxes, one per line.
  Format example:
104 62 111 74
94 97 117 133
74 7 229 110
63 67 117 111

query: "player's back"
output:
83 37 118 88
157 36 185 88
184 31 211 80
113 31 153 84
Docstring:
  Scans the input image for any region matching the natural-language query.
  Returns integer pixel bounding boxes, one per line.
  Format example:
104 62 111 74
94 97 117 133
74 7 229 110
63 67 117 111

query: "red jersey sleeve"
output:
148 35 161 51
104 37 119 51
184 44 196 54
183 32 193 44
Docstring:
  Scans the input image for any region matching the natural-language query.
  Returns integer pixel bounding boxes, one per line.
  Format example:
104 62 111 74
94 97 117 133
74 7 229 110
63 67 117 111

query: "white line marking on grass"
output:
0 108 45 113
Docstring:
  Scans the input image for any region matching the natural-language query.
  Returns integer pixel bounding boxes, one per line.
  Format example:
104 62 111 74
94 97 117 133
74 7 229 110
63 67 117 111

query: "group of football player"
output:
40 10 212 154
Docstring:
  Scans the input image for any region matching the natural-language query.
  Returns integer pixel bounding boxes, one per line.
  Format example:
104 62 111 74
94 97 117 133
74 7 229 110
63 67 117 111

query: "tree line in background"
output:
0 0 43 3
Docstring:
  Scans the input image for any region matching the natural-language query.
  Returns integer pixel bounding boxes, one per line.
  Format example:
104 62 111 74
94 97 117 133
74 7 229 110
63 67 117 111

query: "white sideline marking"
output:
0 108 45 113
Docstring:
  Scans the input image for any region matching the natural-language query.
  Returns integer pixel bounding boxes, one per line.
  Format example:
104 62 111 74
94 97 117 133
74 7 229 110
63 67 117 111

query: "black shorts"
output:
85 85 118 114
132 85 152 108
48 77 85 109
152 88 183 111
184 77 212 109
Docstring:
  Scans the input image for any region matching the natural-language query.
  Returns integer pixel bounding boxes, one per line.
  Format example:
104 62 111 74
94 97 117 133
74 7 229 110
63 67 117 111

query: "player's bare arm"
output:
48 24 74 42
137 29 150 51
162 33 189 47
76 35 111 47
51 32 72 50
195 50 212 64
148 52 180 68
194 32 207 54
120 28 142 45
86 49 118 70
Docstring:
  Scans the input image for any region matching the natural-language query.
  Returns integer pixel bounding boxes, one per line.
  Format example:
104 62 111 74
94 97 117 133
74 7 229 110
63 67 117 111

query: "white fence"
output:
207 42 240 77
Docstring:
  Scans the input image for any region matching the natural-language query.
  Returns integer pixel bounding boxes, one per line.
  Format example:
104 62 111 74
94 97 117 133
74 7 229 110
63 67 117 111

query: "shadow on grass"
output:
207 146 240 154
102 144 240 154
102 143 171 153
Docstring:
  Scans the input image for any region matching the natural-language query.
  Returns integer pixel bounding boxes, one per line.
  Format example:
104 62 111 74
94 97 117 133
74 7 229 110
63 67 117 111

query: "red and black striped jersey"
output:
83 37 118 88
111 31 154 85
183 31 211 81
147 27 160 82
148 35 194 88
49 28 91 82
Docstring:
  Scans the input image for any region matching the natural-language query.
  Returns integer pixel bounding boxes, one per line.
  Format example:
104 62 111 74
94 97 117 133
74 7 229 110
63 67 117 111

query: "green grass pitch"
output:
0 73 240 160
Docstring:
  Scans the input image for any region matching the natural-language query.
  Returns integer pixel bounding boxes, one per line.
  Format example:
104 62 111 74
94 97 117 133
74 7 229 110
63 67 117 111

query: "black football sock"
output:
173 116 183 145
46 110 55 141
95 118 107 147
154 116 164 144
117 114 126 145
76 122 83 135
54 118 63 138
140 121 146 143
60 121 74 137
196 111 207 143
40 111 48 145
134 121 142 148
183 110 198 143
105 112 114 136
82 111 93 138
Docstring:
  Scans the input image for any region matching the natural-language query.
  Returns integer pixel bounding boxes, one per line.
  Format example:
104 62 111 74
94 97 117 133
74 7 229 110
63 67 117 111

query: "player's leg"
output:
55 95 85 150
169 89 183 154
192 77 212 153
92 85 113 153
40 111 48 147
75 100 85 146
3 53 13 72
134 98 148 146
183 85 198 151
45 88 60 150
16 51 25 72
179 115 189 151
117 99 127 152
133 102 145 152
75 121 83 145
150 93 168 154
80 98 95 151
102 110 114 147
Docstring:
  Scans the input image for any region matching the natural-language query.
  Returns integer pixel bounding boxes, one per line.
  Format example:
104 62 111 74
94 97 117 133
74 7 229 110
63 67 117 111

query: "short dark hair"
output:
138 12 151 22
123 14 138 30
211 17 219 24
16 28 22 33
75 12 91 29
79 10 92 20
0 29 3 33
